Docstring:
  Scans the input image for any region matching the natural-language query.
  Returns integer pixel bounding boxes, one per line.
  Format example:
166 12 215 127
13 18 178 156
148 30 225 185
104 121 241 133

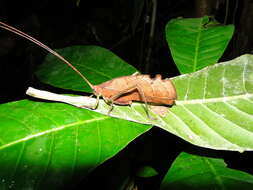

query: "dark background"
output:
0 0 253 189
1 0 253 103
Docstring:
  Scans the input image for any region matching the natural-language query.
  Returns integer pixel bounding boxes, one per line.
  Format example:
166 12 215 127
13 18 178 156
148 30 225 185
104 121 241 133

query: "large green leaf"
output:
35 54 253 152
166 16 234 74
35 46 253 151
114 54 252 152
0 100 151 189
160 152 253 190
36 45 137 92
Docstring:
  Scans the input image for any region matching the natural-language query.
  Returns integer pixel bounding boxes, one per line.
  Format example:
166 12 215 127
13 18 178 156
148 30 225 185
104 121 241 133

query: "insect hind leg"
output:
135 84 155 120
108 85 154 120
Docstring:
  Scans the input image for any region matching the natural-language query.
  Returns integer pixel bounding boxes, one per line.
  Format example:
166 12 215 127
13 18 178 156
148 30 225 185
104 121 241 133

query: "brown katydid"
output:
0 21 177 118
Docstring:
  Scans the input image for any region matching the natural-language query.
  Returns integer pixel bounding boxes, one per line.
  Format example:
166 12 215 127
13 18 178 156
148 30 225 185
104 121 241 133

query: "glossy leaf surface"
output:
56 54 252 152
160 152 253 190
36 45 137 93
166 16 234 74
35 44 253 151
0 100 151 189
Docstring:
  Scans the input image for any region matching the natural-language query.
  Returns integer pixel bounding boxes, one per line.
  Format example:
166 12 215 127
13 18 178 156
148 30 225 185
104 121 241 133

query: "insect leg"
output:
109 85 153 119
109 86 136 102
102 97 114 114
135 84 154 119
107 102 114 116
105 85 137 116
126 86 152 119
80 94 100 109
131 71 140 76
93 94 100 109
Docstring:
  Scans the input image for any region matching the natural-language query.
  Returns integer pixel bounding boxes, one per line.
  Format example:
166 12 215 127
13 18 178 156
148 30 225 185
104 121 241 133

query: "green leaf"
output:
79 54 252 152
36 45 137 93
160 152 253 190
166 16 234 74
0 100 151 189
35 45 253 151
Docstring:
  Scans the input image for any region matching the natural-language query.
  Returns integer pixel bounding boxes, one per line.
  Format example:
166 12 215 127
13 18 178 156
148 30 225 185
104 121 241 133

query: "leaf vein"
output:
0 117 108 150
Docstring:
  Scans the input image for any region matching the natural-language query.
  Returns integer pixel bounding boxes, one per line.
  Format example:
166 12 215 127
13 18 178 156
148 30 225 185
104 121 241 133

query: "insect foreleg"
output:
81 94 100 109
93 94 100 109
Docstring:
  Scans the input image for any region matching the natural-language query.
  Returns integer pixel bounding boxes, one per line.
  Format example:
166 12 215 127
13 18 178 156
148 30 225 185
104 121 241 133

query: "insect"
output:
0 21 177 118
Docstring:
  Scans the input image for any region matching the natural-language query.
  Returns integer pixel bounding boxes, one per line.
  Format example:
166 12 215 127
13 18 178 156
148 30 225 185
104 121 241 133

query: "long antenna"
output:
0 21 94 89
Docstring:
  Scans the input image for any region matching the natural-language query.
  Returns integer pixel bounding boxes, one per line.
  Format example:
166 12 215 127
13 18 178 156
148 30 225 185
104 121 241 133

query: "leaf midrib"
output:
204 159 225 190
0 116 108 151
193 18 203 72
176 93 253 105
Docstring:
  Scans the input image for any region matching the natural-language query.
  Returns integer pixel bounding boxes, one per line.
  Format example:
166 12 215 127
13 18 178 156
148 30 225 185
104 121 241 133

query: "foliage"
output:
0 16 252 189
166 16 234 74
36 45 137 93
37 46 253 152
160 152 253 190
0 100 150 189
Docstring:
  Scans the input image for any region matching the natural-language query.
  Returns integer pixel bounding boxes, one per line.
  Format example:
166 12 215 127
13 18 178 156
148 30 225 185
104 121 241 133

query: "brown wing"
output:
93 75 177 105
135 75 177 105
